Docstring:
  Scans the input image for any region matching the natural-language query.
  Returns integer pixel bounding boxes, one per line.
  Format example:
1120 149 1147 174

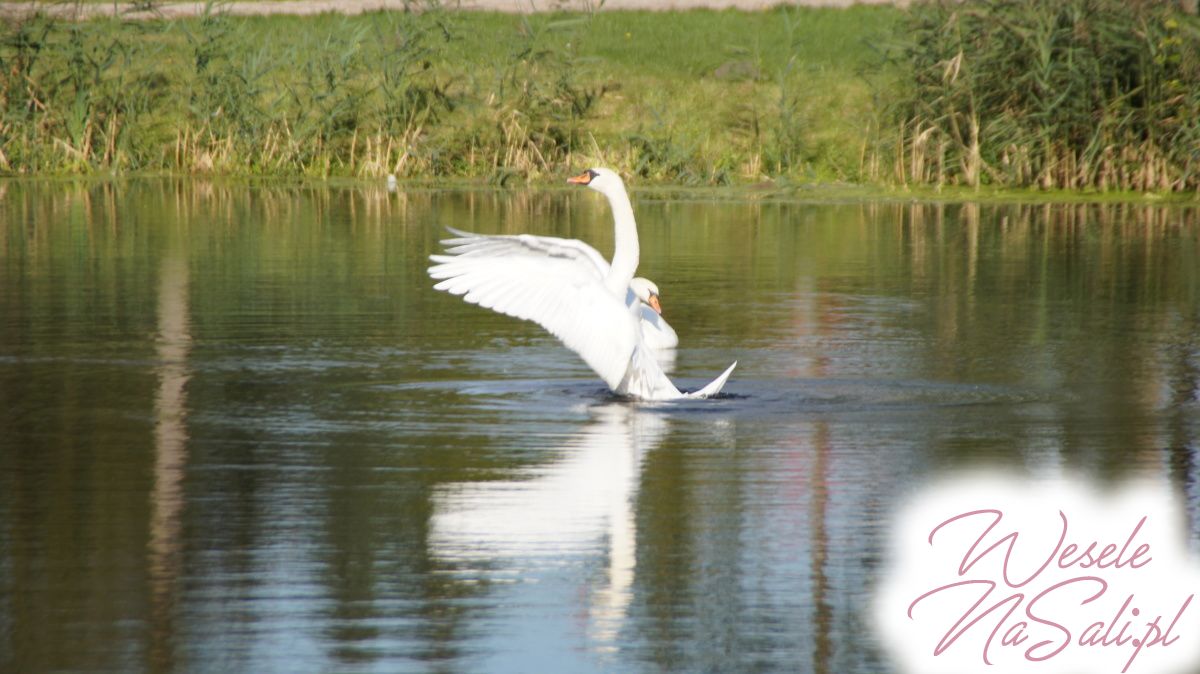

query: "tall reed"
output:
886 0 1200 193
0 14 164 172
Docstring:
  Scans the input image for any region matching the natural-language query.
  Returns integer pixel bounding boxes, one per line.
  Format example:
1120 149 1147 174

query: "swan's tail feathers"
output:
685 361 737 399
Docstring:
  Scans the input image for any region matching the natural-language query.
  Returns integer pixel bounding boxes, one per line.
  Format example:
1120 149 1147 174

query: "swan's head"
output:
567 167 626 197
630 277 663 315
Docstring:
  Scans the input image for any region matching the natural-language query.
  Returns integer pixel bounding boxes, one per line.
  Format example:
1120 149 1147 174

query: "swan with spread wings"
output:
427 168 735 401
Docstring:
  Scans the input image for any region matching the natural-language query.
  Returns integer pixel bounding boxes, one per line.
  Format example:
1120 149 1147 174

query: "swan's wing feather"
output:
429 231 636 390
637 305 680 350
440 228 612 278
684 361 737 399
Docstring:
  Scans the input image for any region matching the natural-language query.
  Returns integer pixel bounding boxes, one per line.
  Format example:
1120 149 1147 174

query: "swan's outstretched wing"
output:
438 227 613 275
429 229 638 390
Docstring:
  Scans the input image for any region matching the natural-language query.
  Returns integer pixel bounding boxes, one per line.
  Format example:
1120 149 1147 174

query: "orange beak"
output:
567 171 593 185
648 294 662 315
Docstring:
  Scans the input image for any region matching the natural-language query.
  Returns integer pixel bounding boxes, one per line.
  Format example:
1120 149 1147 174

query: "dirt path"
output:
0 0 902 20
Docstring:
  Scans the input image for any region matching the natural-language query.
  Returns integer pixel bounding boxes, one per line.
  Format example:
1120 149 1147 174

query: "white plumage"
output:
628 277 679 350
427 168 735 401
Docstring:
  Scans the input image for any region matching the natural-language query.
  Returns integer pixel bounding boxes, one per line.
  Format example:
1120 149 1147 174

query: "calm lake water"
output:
1 180 1199 673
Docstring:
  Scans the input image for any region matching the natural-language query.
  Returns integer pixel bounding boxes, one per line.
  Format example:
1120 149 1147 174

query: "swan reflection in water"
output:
430 403 669 651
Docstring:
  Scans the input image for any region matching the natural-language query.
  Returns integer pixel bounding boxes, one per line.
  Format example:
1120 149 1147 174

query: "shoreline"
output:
1 173 1194 205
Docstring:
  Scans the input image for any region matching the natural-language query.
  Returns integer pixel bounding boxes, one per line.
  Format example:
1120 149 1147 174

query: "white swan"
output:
628 277 679 350
427 167 735 401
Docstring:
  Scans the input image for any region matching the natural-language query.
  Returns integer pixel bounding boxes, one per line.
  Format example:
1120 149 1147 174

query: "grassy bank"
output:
0 4 897 183
2 1 1198 194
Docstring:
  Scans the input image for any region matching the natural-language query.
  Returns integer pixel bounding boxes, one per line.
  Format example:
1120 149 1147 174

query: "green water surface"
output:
1 180 1198 673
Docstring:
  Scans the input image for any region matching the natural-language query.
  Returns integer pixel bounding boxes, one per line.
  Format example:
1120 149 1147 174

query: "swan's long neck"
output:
603 185 639 297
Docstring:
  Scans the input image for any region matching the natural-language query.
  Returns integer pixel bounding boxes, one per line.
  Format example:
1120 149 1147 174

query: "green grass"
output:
0 5 900 183
3 2 1197 195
